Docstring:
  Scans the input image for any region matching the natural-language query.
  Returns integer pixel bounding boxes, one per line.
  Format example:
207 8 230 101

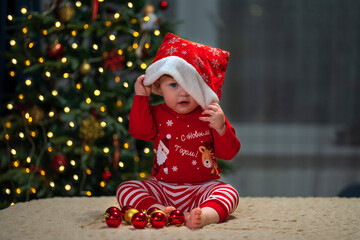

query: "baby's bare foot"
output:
185 208 202 229
164 206 176 216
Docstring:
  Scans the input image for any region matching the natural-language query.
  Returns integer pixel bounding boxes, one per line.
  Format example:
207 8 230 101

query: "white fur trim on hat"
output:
144 56 219 108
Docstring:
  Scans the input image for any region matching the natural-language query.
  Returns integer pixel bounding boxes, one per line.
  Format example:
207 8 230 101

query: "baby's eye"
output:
170 83 178 88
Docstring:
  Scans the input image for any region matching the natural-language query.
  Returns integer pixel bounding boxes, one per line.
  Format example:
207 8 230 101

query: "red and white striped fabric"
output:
116 179 239 222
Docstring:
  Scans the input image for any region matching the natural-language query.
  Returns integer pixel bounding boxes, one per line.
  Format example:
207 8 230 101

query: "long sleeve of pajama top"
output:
129 95 240 183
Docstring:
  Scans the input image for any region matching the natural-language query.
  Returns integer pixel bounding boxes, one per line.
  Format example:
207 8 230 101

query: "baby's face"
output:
157 75 199 114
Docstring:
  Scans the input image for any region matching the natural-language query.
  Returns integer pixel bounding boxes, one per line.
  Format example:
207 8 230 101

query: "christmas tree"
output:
0 0 173 209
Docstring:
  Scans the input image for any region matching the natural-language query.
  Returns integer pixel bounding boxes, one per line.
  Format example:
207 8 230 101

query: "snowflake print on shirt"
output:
172 166 178 172
192 160 197 166
166 120 173 127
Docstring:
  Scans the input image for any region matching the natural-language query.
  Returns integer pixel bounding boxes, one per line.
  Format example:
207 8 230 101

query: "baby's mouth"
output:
178 100 189 104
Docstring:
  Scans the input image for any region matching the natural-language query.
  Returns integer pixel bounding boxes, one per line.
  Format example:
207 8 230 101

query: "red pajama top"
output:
129 95 240 183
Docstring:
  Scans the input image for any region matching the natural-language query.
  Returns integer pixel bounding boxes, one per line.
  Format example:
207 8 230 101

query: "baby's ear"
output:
154 80 161 93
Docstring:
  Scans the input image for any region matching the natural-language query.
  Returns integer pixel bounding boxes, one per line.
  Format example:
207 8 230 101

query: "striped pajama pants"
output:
116 179 239 222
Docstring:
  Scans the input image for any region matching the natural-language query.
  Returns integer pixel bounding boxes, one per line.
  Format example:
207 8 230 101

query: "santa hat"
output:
144 33 230 108
159 134 171 155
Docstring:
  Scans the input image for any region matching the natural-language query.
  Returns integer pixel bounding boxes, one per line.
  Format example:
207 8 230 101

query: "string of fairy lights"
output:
2 1 162 205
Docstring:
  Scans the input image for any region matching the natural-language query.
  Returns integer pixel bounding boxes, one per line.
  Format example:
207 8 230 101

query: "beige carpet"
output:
0 197 359 240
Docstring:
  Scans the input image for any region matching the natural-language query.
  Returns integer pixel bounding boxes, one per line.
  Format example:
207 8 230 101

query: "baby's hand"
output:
199 103 226 135
134 75 152 96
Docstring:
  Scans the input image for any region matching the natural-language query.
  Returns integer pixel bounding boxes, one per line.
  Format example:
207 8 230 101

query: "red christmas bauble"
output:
147 207 160 215
121 205 133 220
102 170 111 181
159 0 168 10
47 40 64 59
131 212 148 229
104 207 122 228
150 210 167 228
51 154 67 173
168 210 185 226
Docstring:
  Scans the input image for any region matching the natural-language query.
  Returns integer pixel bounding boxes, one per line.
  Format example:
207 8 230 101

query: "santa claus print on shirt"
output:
154 134 171 175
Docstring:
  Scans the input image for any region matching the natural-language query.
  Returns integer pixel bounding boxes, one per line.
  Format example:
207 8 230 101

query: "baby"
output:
117 33 240 229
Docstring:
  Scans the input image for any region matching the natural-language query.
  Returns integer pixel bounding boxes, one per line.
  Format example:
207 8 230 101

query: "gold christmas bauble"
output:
58 2 75 22
79 115 105 141
124 208 139 224
28 105 45 124
79 61 92 75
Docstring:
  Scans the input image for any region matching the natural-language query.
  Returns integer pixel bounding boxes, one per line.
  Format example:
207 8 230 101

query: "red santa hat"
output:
159 134 171 155
144 33 230 108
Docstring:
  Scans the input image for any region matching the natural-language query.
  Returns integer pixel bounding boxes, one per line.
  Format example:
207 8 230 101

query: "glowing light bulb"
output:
65 185 71 191
69 122 75 128
50 182 55 187
47 132 54 138
128 2 133 8
75 1 82 7
118 116 123 123
52 90 58 96
93 44 98 50
64 107 70 113
123 82 129 88
7 103 13 110
126 61 133 68
61 57 67 63
21 8 27 14
94 90 101 96
114 13 120 19
72 43 78 49
66 140 73 146
133 31 139 37
103 147 110 154
109 34 116 41
25 79 32 86
55 21 61 28
140 63 147 69
49 111 55 117
119 162 124 168
100 121 106 127
45 71 51 77
86 98 91 104
7 15 13 21
154 30 160 36
144 147 150 154
38 95 44 101
10 39 16 46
